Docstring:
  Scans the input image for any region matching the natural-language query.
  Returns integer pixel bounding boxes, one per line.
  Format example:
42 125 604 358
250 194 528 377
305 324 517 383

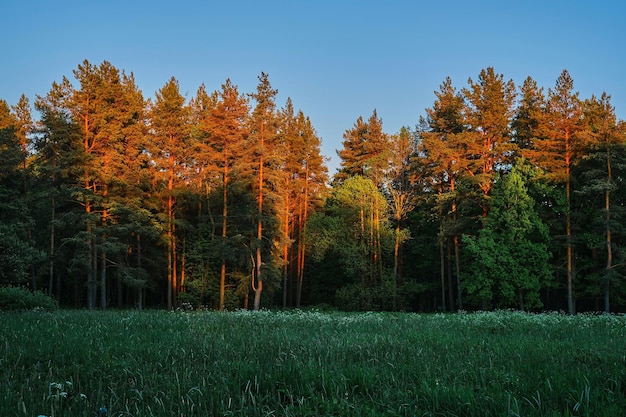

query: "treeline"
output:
1 62 625 313
1 60 327 311
313 68 626 314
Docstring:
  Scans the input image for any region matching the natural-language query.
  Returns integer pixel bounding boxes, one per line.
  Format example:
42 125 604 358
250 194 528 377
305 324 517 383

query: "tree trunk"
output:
137 233 143 312
454 234 463 310
220 161 228 311
85 201 95 309
253 128 264 311
447 239 454 311
172 221 178 308
439 226 446 312
451 177 462 310
84 111 96 310
117 255 123 309
604 146 612 313
48 194 56 297
282 185 289 309
100 250 107 309
565 130 574 315
91 233 98 310
167 147 175 310
167 193 173 311
373 174 383 277
100 200 108 310
180 234 186 292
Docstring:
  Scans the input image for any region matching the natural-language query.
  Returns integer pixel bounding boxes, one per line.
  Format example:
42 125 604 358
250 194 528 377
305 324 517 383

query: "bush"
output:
0 286 58 311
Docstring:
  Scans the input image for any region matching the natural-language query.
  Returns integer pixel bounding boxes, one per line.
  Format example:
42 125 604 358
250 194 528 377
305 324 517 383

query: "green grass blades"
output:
1 310 624 417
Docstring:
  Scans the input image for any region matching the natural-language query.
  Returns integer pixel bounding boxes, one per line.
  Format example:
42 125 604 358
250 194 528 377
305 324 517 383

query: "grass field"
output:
1 309 624 417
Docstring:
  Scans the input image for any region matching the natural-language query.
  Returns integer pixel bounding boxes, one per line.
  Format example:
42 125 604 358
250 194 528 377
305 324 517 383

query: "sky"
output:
1 0 625 174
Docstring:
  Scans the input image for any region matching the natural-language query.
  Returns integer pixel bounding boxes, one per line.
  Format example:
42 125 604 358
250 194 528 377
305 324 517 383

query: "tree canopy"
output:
2 60 626 313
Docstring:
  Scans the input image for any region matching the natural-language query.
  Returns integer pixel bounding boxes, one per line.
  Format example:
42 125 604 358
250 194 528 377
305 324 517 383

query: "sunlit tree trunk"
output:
220 161 228 311
450 176 463 310
167 154 175 310
437 185 447 312
297 170 310 306
282 181 290 309
84 109 96 310
253 123 265 311
565 127 574 315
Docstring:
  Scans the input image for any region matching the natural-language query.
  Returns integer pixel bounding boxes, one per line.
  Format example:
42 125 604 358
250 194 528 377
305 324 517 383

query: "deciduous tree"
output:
464 162 552 309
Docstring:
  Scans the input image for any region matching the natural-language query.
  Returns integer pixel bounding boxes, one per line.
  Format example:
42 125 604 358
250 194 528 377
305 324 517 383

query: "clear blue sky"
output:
2 0 625 173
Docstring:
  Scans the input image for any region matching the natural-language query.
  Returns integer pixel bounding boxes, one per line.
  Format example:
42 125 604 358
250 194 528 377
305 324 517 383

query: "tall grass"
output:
1 310 624 416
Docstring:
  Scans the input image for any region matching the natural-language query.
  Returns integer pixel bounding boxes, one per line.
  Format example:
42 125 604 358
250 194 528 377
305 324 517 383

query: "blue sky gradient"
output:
2 0 624 173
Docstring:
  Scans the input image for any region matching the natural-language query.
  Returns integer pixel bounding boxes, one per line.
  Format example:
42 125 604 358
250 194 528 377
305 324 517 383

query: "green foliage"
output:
306 176 400 309
0 220 42 286
7 60 626 312
464 162 552 309
0 286 58 311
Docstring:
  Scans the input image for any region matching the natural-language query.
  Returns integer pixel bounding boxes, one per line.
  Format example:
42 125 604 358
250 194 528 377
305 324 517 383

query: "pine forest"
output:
3 60 626 314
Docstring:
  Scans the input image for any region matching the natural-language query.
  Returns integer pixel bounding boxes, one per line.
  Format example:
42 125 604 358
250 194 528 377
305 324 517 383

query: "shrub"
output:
0 286 58 311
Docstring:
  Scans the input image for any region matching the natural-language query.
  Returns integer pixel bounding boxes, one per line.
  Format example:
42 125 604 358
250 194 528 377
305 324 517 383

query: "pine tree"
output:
512 76 544 152
200 79 249 310
277 98 299 308
463 67 517 215
336 109 390 186
149 76 192 310
247 72 280 310
293 110 327 306
34 79 84 300
420 76 468 310
578 93 625 312
386 127 418 309
0 100 41 287
525 70 584 314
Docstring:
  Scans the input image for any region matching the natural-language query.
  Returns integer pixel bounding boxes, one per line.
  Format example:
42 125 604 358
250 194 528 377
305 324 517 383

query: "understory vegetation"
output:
1 310 624 417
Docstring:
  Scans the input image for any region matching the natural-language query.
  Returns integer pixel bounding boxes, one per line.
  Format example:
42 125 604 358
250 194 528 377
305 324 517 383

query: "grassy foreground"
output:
1 310 625 417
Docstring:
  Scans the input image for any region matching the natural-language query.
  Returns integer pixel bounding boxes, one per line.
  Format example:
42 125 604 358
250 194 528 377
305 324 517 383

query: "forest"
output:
2 60 625 313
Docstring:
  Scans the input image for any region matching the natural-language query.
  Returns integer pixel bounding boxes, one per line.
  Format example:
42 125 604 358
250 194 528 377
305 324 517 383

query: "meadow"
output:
1 310 624 417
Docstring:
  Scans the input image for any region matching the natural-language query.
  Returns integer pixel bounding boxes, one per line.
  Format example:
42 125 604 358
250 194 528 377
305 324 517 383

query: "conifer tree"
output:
578 93 625 312
247 72 280 310
293 110 327 306
0 100 41 287
277 98 299 307
149 77 191 310
512 76 544 152
200 79 249 310
34 79 84 300
525 70 584 314
463 67 517 215
386 127 418 308
420 77 468 310
336 110 390 186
